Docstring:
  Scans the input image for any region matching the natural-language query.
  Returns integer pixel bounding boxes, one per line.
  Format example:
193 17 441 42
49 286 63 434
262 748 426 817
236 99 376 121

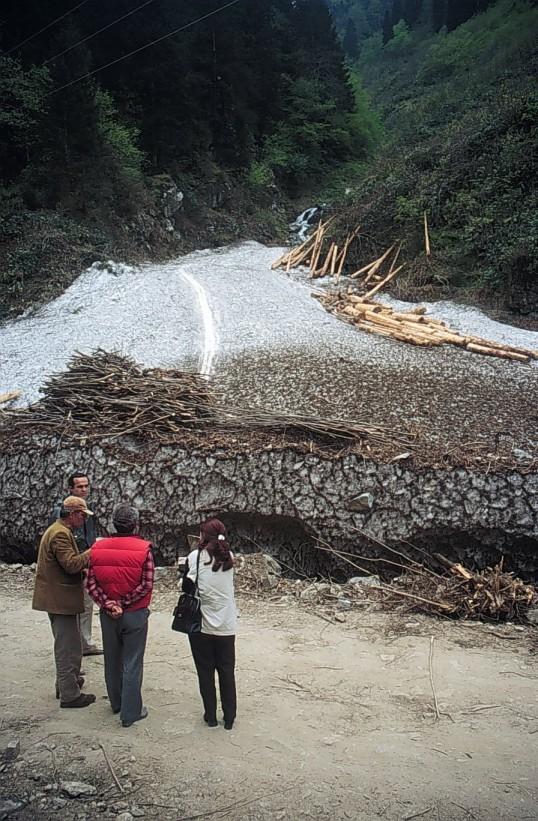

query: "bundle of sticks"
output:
0 349 218 441
272 219 362 280
0 350 412 449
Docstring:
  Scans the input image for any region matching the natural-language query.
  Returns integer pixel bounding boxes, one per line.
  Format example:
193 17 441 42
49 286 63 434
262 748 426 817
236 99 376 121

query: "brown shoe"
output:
56 677 85 700
60 693 96 708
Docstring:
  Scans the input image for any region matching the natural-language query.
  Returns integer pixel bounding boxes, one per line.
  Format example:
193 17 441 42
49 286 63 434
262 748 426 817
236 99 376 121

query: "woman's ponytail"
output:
199 518 233 572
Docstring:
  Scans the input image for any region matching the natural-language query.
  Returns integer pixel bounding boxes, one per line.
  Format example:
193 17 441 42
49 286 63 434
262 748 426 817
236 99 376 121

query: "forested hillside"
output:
326 0 538 312
1 0 369 314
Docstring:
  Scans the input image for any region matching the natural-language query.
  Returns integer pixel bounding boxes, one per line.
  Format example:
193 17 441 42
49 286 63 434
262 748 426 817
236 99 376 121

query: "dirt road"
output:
1 573 537 821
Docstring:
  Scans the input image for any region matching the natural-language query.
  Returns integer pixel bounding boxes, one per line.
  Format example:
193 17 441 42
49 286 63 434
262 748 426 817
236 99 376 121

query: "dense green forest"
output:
0 0 370 312
327 0 538 311
1 0 537 314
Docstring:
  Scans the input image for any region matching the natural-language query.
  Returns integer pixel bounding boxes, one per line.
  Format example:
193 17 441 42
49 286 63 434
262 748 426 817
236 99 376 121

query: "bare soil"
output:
1 570 538 821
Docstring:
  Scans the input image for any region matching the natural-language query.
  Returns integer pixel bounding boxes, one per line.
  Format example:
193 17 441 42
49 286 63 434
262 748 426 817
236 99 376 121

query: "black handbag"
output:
172 550 201 634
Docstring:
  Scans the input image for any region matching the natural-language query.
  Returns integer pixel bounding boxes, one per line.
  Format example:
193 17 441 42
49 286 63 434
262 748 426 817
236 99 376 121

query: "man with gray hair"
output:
86 503 154 727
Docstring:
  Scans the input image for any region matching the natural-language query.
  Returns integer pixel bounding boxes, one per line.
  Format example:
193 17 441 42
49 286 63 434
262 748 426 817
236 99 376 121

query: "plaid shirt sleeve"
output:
86 565 109 609
119 549 155 609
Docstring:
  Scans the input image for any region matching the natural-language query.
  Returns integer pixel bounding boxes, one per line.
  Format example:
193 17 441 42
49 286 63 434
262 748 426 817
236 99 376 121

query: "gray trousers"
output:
99 608 149 724
48 614 83 703
79 588 96 652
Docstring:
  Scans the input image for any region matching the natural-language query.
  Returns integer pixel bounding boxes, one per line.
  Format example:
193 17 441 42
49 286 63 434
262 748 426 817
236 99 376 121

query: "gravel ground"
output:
0 242 536 466
1 567 538 821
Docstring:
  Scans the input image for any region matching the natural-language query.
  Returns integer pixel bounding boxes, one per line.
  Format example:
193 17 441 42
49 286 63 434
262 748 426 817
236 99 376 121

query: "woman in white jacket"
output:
183 518 237 729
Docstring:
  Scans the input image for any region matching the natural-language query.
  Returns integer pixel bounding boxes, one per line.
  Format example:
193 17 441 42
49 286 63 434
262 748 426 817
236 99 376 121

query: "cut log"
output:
363 244 395 285
360 264 405 300
433 554 474 579
330 244 339 276
465 343 530 362
388 243 402 275
310 238 325 277
318 243 336 277
0 391 21 405
391 312 426 324
271 251 288 270
467 335 538 360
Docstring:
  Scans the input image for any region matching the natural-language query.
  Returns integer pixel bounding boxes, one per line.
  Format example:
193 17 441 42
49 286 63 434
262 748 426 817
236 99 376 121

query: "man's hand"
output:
105 600 123 620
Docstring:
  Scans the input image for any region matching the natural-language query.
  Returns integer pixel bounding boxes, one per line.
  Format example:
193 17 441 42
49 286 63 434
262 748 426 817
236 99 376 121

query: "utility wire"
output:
6 0 94 55
43 0 157 66
46 0 241 97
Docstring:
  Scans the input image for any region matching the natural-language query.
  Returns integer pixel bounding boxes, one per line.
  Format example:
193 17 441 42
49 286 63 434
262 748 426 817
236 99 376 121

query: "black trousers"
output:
188 633 236 724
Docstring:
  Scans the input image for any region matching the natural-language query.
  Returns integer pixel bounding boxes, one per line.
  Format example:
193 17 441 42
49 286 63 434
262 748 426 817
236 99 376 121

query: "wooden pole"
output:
424 212 431 257
360 264 405 301
363 244 395 284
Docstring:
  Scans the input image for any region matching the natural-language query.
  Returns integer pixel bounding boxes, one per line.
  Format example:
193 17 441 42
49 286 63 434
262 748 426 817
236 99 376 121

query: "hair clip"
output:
217 534 225 540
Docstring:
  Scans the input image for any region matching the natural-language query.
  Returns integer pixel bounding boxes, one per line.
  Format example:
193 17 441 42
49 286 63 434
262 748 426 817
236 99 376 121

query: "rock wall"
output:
1 440 537 574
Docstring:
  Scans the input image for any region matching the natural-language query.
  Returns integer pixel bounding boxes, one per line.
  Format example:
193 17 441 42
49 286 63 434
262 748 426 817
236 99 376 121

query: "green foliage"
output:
348 73 384 150
95 90 144 183
336 0 538 306
0 57 51 178
385 19 412 50
247 161 275 188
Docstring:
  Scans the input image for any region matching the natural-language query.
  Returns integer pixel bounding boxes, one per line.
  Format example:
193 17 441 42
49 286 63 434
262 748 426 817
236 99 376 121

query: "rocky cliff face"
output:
1 439 537 577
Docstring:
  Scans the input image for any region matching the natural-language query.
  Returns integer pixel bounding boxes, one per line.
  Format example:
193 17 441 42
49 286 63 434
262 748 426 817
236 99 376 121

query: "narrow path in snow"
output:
180 270 217 375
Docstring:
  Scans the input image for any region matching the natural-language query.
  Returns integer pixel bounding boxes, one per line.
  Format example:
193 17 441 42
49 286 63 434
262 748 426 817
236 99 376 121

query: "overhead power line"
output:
46 0 242 97
43 0 157 66
6 0 94 55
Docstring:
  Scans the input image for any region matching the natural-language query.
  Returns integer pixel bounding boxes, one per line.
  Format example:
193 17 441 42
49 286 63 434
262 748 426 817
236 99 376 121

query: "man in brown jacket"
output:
33 496 97 708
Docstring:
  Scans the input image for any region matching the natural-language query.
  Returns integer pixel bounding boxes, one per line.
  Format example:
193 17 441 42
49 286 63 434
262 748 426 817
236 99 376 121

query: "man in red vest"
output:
86 503 154 727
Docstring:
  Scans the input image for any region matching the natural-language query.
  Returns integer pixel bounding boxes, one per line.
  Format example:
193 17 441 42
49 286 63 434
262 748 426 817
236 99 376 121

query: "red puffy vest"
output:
91 535 153 611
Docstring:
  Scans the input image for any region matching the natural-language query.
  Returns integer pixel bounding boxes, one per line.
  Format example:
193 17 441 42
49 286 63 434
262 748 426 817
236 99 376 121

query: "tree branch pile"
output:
376 555 537 622
0 350 412 450
306 540 538 623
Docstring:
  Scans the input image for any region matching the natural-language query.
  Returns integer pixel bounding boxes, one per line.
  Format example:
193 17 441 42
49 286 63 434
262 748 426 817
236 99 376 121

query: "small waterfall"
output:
289 206 322 242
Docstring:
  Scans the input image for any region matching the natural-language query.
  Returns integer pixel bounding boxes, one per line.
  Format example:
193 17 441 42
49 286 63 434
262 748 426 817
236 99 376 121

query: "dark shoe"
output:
224 720 234 730
112 707 121 715
82 646 104 656
122 706 148 728
60 693 96 708
56 677 84 699
203 714 218 728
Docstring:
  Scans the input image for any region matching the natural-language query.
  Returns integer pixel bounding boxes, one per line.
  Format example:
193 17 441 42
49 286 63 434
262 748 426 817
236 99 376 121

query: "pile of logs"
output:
274 237 536 362
318 291 537 362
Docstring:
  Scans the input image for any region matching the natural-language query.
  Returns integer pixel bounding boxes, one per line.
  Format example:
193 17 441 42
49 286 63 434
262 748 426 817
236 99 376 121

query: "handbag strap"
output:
194 547 201 589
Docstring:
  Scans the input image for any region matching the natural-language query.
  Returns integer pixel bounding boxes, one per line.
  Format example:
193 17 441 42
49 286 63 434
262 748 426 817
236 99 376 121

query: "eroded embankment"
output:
1 436 537 577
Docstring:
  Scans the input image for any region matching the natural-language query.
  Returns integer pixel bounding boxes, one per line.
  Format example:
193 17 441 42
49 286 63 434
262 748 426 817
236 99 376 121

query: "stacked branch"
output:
0 350 412 450
0 350 218 440
313 540 537 623
378 555 537 622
